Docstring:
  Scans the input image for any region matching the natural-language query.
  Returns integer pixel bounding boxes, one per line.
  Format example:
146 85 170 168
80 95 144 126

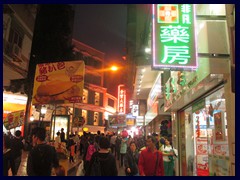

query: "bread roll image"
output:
34 80 80 103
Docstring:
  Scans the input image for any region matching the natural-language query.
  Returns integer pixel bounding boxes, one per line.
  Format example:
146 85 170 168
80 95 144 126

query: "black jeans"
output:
120 153 126 167
13 156 21 175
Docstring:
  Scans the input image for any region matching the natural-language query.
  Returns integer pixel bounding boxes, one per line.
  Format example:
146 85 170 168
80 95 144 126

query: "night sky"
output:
72 4 127 96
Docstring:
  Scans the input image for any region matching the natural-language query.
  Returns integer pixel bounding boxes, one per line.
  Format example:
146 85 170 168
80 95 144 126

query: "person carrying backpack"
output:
27 127 60 176
84 136 96 171
85 136 118 176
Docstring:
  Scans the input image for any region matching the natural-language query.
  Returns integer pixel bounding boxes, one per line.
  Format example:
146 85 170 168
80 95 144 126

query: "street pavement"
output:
8 150 125 176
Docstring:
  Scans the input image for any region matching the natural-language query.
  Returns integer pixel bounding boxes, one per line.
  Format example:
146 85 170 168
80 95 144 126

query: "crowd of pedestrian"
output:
3 127 178 176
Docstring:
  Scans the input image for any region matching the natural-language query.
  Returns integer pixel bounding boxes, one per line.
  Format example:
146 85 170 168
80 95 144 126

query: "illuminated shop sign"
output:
152 4 197 70
118 84 126 114
132 105 139 117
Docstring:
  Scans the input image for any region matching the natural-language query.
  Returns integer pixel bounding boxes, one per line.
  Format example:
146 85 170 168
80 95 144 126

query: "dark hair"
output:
147 135 157 144
32 127 46 141
160 137 166 144
99 136 110 149
56 132 60 136
152 132 158 137
55 165 65 176
129 141 136 146
165 136 172 145
15 130 22 137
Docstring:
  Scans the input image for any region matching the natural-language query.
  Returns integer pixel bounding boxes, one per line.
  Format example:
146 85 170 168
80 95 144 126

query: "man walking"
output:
138 135 164 176
27 127 60 176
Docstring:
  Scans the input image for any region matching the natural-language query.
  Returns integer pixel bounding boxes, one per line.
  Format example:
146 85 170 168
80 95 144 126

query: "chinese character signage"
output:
118 84 126 114
32 61 85 104
152 4 197 70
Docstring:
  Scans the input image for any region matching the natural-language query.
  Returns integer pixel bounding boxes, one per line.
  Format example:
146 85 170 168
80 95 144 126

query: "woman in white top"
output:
160 137 175 176
55 132 61 148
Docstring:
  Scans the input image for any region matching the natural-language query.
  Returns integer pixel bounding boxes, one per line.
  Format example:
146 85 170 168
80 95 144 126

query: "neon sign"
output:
152 4 197 70
118 84 126 114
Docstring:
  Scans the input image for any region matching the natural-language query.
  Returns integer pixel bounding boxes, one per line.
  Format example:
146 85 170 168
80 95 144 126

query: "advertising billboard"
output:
32 60 85 105
3 110 24 130
109 114 126 127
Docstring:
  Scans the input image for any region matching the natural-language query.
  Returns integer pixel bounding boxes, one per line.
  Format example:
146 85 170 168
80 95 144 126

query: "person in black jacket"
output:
124 141 140 176
9 130 24 175
27 127 60 176
85 136 118 176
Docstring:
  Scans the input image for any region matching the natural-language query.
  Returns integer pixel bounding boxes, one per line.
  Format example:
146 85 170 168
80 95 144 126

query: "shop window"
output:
196 4 226 16
82 89 88 103
93 112 99 126
82 110 87 125
8 27 23 48
95 92 100 106
181 87 229 176
108 98 114 107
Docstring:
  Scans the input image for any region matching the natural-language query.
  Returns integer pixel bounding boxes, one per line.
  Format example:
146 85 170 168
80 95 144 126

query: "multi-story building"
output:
126 4 235 176
3 5 118 137
3 4 37 134
70 39 118 134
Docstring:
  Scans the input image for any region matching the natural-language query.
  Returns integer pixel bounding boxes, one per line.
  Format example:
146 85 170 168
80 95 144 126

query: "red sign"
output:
118 85 126 114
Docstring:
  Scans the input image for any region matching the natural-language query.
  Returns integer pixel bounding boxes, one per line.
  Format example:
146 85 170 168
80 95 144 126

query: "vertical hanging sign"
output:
152 4 197 70
118 84 126 114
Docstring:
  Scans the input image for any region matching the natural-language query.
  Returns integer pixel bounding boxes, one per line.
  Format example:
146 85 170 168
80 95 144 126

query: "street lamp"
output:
110 66 118 71
38 105 47 127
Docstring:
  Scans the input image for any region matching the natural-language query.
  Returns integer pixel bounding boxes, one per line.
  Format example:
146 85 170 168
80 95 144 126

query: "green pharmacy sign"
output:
152 4 197 70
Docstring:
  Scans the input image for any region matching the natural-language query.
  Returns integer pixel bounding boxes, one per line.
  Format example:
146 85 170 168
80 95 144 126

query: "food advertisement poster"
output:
208 155 230 176
213 144 229 156
213 111 225 142
196 137 209 176
3 110 25 130
32 61 85 105
196 155 209 176
196 138 208 155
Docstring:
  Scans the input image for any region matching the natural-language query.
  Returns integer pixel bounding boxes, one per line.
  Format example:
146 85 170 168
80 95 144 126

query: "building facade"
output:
127 4 235 176
3 4 37 134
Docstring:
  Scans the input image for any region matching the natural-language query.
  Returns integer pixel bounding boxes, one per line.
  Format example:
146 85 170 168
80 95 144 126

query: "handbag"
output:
76 160 85 176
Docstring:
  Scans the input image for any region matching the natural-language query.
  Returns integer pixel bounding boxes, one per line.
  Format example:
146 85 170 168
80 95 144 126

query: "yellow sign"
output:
4 110 25 130
32 61 85 104
126 118 135 126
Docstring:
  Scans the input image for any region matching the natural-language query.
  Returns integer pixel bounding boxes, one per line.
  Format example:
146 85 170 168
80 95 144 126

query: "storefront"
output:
3 91 27 135
177 86 230 176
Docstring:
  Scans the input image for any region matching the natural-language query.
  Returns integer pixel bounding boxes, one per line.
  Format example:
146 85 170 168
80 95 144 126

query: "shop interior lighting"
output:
3 93 27 105
145 47 151 53
41 105 47 115
30 115 34 121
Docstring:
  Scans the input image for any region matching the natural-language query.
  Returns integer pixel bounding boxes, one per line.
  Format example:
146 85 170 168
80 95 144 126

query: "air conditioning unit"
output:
12 43 22 61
